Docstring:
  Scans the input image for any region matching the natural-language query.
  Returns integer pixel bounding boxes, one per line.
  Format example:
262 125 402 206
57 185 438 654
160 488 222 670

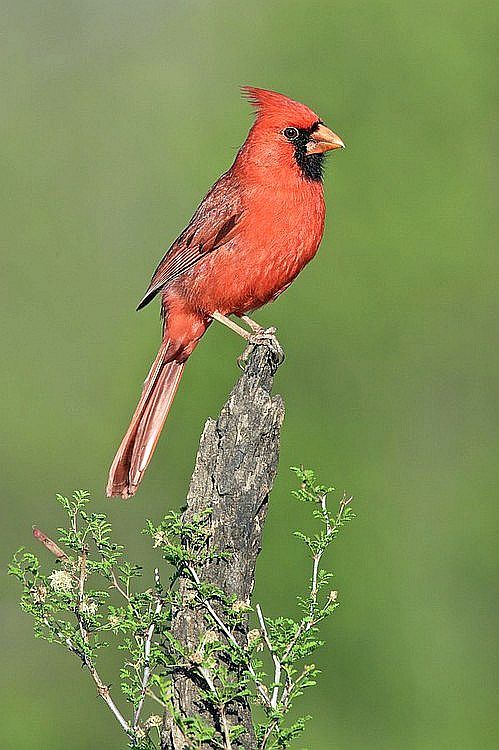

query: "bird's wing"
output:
137 173 243 310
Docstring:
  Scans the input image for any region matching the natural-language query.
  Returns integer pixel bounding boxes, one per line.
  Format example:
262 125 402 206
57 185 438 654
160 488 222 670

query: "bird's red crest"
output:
241 86 320 129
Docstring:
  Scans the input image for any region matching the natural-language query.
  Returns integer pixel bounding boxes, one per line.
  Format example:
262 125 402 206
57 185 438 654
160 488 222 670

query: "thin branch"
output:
146 688 167 709
76 547 88 644
259 720 275 750
280 493 352 665
28 513 135 741
259 492 353 749
42 611 133 738
320 493 333 536
259 664 314 750
74 547 135 739
308 493 332 622
133 568 164 728
110 568 132 603
86 658 134 737
309 553 321 621
256 604 281 709
219 704 233 750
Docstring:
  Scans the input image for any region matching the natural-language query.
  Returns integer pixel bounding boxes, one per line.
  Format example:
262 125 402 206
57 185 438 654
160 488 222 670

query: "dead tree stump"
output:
162 344 285 750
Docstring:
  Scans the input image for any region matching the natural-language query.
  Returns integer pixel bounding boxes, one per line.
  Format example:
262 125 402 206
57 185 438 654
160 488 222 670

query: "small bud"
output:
108 614 122 628
48 569 73 592
135 727 146 739
329 590 338 602
190 650 203 665
247 628 264 651
144 714 163 729
247 628 260 644
232 599 251 613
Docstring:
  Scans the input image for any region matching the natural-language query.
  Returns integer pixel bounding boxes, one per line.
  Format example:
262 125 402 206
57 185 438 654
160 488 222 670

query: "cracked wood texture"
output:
162 345 285 750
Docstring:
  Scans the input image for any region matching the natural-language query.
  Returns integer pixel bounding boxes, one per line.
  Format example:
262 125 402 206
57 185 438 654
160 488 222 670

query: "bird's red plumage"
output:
107 88 343 498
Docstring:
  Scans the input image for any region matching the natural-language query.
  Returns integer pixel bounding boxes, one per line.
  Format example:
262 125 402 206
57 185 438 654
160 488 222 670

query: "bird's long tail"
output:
106 340 185 498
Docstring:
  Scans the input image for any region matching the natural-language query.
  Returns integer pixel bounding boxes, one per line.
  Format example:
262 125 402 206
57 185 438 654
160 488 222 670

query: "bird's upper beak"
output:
306 123 345 154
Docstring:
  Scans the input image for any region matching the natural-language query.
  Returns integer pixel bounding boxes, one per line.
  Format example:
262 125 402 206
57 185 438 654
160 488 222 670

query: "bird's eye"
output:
283 127 299 141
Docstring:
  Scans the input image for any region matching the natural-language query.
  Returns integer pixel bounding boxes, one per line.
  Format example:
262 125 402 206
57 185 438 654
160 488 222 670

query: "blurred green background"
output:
1 1 497 748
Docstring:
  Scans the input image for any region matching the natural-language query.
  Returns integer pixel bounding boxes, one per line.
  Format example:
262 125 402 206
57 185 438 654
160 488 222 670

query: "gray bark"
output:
162 345 285 750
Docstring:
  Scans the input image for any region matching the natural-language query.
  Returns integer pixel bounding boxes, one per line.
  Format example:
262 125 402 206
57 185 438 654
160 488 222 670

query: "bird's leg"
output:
211 311 284 370
239 314 264 333
211 311 251 340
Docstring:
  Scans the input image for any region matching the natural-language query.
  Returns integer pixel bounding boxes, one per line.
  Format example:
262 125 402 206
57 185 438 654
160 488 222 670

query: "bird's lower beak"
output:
306 123 345 154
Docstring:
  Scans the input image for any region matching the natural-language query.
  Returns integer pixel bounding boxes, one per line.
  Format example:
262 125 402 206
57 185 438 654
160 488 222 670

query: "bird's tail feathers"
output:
106 341 184 499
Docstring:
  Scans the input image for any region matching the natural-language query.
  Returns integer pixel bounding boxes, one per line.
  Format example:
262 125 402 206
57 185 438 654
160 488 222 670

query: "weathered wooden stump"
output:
162 345 285 750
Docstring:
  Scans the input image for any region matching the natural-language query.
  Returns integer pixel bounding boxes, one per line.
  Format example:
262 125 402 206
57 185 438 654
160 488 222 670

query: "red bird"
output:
107 87 344 498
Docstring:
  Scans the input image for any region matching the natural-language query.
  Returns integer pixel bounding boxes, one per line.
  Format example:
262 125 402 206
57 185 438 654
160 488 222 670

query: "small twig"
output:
109 567 145 631
30 511 136 742
110 568 131 603
320 493 333 536
309 553 321 621
133 568 164 728
219 704 233 750
256 604 281 709
259 664 313 750
146 688 167 709
308 492 332 623
281 494 352 666
41 611 133 738
259 720 275 750
77 547 88 644
41 613 81 657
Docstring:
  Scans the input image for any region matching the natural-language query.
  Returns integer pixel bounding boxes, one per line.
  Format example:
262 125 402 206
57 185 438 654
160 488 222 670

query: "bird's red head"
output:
239 86 344 183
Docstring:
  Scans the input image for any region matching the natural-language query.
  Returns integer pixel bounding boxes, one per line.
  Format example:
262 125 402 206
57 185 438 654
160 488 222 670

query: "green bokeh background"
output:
2 1 497 748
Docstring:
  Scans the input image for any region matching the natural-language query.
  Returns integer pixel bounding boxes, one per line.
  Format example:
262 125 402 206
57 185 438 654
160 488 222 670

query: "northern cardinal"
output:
107 87 344 498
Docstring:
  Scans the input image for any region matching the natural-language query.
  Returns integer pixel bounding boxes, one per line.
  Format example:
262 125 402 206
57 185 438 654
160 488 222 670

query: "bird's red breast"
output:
138 88 343 326
176 170 325 317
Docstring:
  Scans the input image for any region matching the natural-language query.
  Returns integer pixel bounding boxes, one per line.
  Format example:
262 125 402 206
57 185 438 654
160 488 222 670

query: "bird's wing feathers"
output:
137 174 243 310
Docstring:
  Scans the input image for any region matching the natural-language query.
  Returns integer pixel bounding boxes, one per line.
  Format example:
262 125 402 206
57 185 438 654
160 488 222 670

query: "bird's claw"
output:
237 327 285 370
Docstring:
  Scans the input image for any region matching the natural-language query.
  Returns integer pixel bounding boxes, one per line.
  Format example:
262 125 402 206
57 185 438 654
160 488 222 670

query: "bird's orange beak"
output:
306 123 345 154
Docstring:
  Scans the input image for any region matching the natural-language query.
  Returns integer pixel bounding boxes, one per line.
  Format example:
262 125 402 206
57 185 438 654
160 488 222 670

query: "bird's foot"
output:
237 327 285 370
